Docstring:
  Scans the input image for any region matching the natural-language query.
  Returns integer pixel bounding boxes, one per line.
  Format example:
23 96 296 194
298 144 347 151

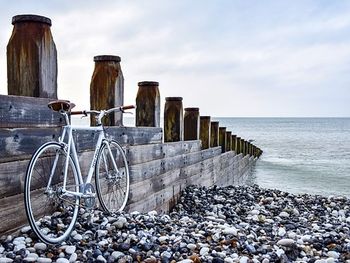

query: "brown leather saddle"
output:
48 100 76 112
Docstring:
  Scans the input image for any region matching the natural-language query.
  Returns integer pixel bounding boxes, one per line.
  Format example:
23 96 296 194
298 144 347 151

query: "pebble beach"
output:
1 185 350 263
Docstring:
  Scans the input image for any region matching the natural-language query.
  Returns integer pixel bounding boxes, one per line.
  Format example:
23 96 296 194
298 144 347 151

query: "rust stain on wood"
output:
7 15 57 98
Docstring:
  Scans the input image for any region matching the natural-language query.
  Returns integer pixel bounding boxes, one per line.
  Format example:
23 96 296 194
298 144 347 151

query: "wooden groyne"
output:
0 14 262 235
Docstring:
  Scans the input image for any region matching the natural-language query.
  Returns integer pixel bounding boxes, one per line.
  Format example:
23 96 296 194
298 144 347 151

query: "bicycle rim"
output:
24 142 79 244
95 140 129 213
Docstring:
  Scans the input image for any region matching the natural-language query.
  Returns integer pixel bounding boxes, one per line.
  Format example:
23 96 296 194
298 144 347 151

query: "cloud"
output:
0 0 350 116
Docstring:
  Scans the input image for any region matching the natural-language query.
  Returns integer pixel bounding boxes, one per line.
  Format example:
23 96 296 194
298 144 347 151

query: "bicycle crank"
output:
82 183 96 209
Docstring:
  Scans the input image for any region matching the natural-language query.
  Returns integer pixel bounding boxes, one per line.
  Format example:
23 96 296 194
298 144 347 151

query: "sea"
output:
75 116 350 197
214 117 350 198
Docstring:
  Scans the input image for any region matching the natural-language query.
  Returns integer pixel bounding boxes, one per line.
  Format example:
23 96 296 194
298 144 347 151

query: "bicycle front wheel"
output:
24 142 80 244
95 140 130 213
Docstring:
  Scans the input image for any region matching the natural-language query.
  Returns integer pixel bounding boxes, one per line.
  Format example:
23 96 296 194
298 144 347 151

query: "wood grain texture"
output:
0 95 63 128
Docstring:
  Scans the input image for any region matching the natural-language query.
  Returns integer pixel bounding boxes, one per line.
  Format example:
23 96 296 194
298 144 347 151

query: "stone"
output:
34 243 47 251
37 258 52 263
56 259 69 263
69 253 78 263
111 251 125 260
277 239 295 247
65 245 76 255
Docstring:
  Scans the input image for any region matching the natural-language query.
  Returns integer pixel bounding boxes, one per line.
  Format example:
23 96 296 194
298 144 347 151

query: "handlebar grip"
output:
121 105 136 111
71 111 86 115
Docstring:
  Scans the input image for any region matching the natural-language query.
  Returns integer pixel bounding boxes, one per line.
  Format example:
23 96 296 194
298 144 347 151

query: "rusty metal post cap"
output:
184 107 199 112
12 14 52 26
94 55 121 62
200 116 211 120
138 81 159 86
165 97 183 101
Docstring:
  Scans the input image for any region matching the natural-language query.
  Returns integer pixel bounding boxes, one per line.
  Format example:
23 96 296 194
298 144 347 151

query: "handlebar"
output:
70 105 135 125
71 105 135 116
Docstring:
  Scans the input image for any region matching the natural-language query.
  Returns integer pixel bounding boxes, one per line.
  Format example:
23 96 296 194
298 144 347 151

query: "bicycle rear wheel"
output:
95 140 129 213
24 142 79 244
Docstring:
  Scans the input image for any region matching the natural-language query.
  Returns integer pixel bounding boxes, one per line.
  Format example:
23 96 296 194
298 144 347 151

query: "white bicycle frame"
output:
46 112 120 199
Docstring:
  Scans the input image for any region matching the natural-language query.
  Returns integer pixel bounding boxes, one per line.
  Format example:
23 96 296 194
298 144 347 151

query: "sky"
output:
0 0 350 117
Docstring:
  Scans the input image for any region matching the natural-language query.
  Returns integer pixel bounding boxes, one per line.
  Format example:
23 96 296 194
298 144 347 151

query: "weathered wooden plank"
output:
0 153 258 234
0 140 203 199
0 126 163 163
0 128 61 163
129 147 221 184
0 95 63 128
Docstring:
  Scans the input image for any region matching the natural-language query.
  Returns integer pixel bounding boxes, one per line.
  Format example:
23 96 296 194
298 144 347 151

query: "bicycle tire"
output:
24 142 80 244
95 139 130 213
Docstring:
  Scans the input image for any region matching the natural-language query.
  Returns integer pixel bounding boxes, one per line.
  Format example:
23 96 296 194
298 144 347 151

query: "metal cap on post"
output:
7 14 57 98
200 116 211 149
90 55 124 126
210 121 219 147
164 97 183 142
219 127 227 153
136 81 160 127
184 108 200 141
226 131 232 152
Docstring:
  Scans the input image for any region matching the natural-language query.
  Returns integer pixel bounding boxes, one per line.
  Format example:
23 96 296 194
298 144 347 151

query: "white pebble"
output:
97 255 107 263
34 242 47 251
23 257 36 262
73 234 82 241
279 211 290 218
0 246 4 254
327 251 339 259
187 243 197 250
276 248 284 257
56 259 69 263
21 226 32 233
65 245 76 255
278 227 286 237
200 247 210 256
69 252 78 263
239 256 249 263
326 258 335 263
37 258 52 263
224 257 234 263
0 259 14 263
158 236 168 243
223 227 238 236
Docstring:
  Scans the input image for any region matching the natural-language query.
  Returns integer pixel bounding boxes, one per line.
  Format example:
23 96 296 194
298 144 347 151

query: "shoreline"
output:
1 184 350 262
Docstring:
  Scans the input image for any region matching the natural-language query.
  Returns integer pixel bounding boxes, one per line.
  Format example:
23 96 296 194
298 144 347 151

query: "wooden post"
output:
200 116 211 149
226 131 232 152
253 145 256 157
164 97 183 142
90 55 124 126
219 127 227 153
7 14 57 98
210 121 219 147
184 108 200 140
241 139 246 155
231 134 237 153
245 141 249 156
136 81 160 127
236 137 241 154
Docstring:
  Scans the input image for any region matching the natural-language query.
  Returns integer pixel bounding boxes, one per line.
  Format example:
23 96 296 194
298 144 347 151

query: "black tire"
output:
24 142 79 244
95 140 129 213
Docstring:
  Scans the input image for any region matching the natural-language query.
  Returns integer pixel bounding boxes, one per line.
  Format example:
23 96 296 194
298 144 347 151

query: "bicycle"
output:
24 100 135 244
